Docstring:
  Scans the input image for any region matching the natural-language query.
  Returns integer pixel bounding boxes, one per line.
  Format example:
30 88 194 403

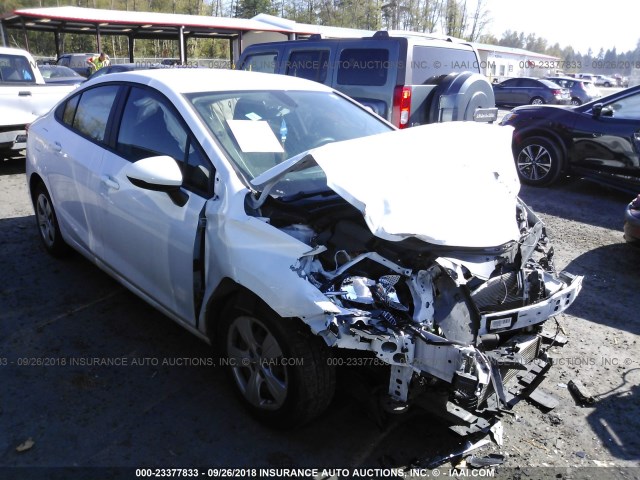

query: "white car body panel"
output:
25 68 583 429
253 122 519 248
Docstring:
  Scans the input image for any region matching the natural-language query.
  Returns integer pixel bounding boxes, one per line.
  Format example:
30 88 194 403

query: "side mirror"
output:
592 103 603 117
592 103 613 118
125 155 188 206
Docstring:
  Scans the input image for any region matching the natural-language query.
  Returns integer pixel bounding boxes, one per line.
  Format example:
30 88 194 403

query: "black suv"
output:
236 32 497 128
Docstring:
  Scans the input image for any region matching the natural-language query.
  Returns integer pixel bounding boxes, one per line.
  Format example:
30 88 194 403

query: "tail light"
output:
392 86 411 128
552 89 562 96
25 123 30 133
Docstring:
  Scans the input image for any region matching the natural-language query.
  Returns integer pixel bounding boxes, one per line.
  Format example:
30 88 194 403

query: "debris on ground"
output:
568 379 596 405
466 453 506 468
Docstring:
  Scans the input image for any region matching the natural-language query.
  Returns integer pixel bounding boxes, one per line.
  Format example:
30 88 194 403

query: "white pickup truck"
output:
1 47 78 159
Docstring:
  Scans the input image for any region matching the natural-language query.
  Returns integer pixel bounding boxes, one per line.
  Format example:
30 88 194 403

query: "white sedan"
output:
26 69 582 429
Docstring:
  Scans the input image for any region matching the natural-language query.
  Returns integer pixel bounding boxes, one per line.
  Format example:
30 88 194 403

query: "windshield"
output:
187 90 393 195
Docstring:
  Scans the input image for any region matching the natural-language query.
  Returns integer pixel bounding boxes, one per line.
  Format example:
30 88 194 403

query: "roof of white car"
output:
0 46 34 56
90 68 334 94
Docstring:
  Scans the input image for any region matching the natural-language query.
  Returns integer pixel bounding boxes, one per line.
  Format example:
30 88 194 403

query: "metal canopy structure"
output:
0 6 297 63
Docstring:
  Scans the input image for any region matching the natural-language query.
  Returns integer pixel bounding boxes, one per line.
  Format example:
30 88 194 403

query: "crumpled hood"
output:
253 122 520 248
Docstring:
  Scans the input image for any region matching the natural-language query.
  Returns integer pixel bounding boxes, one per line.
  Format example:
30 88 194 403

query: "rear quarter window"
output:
337 48 389 86
411 46 479 84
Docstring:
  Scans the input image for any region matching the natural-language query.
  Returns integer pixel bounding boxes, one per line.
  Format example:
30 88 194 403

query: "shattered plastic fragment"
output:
16 438 35 452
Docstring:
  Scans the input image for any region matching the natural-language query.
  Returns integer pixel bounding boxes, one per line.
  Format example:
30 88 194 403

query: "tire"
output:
220 302 335 428
33 183 71 257
570 98 582 106
530 97 545 105
604 82 611 88
515 137 564 187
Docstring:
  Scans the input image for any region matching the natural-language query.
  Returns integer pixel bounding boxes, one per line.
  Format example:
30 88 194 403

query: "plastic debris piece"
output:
16 438 34 452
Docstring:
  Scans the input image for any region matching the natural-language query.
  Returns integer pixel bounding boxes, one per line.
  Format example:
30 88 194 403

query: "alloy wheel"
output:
226 315 288 410
517 144 552 181
36 193 56 248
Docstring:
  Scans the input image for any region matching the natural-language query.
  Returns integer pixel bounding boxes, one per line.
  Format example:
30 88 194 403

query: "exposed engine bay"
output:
256 188 582 429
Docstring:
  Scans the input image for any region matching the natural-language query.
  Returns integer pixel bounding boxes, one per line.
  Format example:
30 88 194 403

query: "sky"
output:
481 0 639 54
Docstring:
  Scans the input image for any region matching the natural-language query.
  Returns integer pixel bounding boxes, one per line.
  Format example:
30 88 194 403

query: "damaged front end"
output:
287 198 580 423
249 123 582 431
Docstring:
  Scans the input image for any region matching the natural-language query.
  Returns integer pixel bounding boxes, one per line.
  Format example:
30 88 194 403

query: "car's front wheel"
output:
33 183 70 257
220 303 335 428
515 137 564 187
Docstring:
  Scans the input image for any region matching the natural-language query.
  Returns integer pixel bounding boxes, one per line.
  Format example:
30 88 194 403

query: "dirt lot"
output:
0 156 639 479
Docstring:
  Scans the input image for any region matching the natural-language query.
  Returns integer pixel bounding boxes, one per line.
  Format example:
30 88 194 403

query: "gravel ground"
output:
1 156 639 478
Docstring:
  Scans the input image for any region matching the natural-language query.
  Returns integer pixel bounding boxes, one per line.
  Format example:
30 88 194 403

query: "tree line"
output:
2 0 639 75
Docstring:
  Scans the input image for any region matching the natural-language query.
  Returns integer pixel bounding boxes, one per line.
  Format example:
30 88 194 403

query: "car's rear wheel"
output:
530 97 545 105
33 183 70 257
220 303 335 428
571 97 582 106
515 137 564 187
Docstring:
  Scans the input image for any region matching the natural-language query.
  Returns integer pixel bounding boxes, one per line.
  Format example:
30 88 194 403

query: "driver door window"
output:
116 87 213 196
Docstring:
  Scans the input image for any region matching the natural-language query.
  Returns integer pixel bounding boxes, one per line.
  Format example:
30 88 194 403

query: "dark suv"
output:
236 32 497 128
56 53 97 77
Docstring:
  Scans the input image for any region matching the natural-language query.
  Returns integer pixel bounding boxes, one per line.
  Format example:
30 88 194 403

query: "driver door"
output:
96 85 215 324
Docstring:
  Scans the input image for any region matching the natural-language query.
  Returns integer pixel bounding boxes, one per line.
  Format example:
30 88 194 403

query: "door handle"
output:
101 175 120 190
18 91 32 97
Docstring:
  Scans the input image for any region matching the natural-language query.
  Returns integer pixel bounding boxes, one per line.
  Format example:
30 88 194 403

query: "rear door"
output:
96 84 215 324
44 84 119 254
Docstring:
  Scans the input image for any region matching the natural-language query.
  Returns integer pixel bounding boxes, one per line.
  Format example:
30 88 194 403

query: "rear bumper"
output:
0 126 27 156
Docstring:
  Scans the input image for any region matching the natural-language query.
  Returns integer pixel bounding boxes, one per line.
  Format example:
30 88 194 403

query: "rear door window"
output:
72 85 119 142
286 50 330 84
337 48 388 86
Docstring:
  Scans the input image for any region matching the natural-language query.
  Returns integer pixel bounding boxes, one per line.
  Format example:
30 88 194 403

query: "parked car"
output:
501 85 640 188
624 194 640 244
613 74 629 88
593 75 617 88
575 73 596 82
545 76 601 105
86 62 165 80
0 47 77 159
236 31 498 128
26 68 581 430
38 65 85 85
492 77 571 107
56 53 97 77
